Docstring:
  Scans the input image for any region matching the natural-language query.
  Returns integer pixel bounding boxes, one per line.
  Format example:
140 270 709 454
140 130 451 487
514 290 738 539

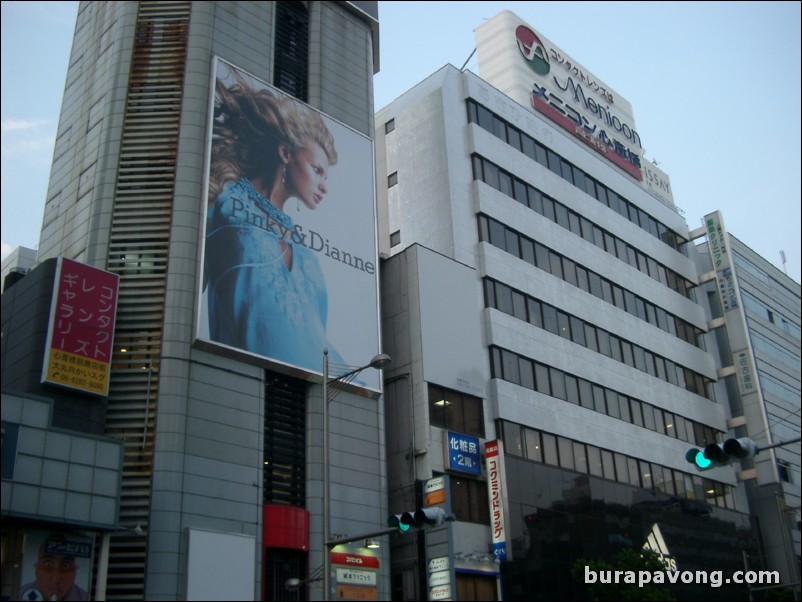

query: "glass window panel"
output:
613 285 625 309
535 363 550 395
542 433 558 465
584 323 598 352
508 128 522 152
502 349 520 384
573 441 588 473
588 272 603 298
524 429 542 462
561 159 574 183
603 232 616 255
584 176 597 198
626 245 638 268
547 149 562 175
520 237 535 265
573 168 586 191
642 404 657 431
555 203 570 229
478 215 490 243
606 391 621 419
519 357 535 390
597 330 612 357
528 186 543 213
535 143 548 167
630 399 644 427
569 212 582 236
607 190 621 214
640 461 653 489
522 135 537 161
615 238 628 261
492 115 507 140
535 243 550 269
587 445 603 477
570 316 586 346
429 384 447 428
464 395 485 437
563 257 578 286
542 196 556 222
601 279 614 304
576 266 590 293
489 347 502 379
578 379 594 410
550 367 566 400
558 437 574 470
489 219 506 251
634 297 647 320
472 155 485 181
495 281 513 314
592 385 607 414
580 217 595 243
663 411 676 438
505 228 520 257
542 304 559 335
601 450 616 480
498 170 513 197
557 311 571 340
484 161 500 190
621 341 634 366
527 298 543 328
564 374 579 405
643 350 657 377
549 251 563 279
609 335 622 363
483 278 496 309
627 457 641 487
596 185 608 206
617 395 631 423
512 290 527 321
593 226 605 250
504 422 524 457
614 453 630 485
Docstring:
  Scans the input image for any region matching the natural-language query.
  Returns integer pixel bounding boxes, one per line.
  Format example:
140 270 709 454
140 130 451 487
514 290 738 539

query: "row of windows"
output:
467 99 687 253
751 331 801 373
489 345 719 444
741 290 801 342
498 419 735 509
428 384 485 438
471 152 696 303
732 251 800 311
485 279 713 399
478 214 706 355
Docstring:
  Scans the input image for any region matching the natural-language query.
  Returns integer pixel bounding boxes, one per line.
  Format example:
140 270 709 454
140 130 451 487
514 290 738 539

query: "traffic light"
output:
685 437 758 471
388 507 449 532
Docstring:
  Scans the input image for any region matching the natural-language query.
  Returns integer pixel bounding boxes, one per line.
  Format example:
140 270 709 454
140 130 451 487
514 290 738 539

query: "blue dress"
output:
204 178 343 373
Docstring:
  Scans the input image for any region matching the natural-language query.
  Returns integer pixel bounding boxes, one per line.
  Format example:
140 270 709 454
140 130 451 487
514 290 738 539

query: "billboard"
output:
475 10 676 204
41 257 119 396
19 531 93 602
198 58 382 391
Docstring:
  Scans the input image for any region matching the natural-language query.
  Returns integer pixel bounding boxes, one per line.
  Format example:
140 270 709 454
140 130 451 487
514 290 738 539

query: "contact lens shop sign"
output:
42 258 119 396
199 58 382 391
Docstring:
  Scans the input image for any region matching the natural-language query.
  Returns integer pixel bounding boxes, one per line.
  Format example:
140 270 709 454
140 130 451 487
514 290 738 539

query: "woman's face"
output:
287 140 331 210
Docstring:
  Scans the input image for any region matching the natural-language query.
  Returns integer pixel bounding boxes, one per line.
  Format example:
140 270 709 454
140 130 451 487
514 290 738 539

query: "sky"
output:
2 1 800 283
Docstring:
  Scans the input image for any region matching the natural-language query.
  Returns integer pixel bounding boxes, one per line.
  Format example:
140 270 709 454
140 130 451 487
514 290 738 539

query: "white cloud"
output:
0 119 54 159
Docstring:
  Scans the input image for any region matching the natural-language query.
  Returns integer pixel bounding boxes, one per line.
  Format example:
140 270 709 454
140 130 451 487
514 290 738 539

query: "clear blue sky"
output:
2 1 800 283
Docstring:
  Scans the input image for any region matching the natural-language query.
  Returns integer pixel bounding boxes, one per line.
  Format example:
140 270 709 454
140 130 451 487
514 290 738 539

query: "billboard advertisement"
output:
198 58 381 391
475 11 673 195
19 531 93 602
41 257 119 396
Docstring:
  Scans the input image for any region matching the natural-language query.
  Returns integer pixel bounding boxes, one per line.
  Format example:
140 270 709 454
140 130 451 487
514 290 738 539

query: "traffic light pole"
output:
326 527 400 548
755 436 801 452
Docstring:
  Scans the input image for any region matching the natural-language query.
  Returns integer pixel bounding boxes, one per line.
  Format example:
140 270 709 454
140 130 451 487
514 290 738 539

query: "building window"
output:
450 476 489 525
273 2 309 101
264 371 307 506
778 460 792 483
385 118 395 134
428 383 484 437
390 230 401 247
388 171 398 187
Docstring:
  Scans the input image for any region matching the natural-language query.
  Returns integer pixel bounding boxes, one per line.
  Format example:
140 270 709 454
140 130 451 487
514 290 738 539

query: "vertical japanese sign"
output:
42 257 119 396
485 440 510 561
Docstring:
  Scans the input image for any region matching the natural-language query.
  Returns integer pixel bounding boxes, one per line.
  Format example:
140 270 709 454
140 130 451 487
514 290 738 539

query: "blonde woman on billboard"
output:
204 69 346 373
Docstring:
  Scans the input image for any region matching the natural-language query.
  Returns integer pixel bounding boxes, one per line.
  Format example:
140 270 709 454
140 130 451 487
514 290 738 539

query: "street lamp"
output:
322 348 390 601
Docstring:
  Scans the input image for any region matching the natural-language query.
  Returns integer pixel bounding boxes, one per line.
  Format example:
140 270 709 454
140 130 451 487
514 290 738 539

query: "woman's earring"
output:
281 164 287 187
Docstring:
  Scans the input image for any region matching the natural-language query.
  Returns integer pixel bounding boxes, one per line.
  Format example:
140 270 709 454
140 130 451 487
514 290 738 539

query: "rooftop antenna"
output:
461 47 477 71
779 250 788 276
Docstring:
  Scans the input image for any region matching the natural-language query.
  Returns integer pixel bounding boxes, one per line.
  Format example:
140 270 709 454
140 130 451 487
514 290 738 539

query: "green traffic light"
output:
388 514 411 532
685 447 712 469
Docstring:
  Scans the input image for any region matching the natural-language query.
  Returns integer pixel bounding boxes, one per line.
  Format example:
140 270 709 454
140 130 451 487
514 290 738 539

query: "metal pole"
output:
322 348 330 602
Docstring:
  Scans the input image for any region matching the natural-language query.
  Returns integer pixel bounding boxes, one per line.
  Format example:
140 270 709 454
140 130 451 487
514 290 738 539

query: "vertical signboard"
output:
331 551 380 601
485 440 511 561
42 257 119 396
198 57 381 391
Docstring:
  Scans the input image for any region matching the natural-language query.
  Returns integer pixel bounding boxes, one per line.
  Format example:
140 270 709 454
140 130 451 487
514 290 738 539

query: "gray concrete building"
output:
376 10 765 600
2 2 385 600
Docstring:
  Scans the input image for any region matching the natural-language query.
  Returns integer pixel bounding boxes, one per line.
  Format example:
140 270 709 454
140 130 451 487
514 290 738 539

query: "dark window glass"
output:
576 266 590 293
618 395 631 422
513 178 528 205
489 219 506 251
601 279 614 304
388 172 398 187
578 379 593 410
555 203 570 229
512 290 527 321
560 159 574 183
542 304 559 335
525 429 542 462
633 345 647 372
573 168 586 192
549 251 563 279
528 186 543 213
520 237 535 265
564 374 579 405
535 143 548 167
550 367 566 400
642 404 657 431
547 149 562 174
484 161 500 190
606 391 621 419
476 104 494 131
472 155 484 181
519 357 535 390
570 316 586 346
587 445 603 477
607 190 621 214
584 323 598 352
522 135 537 161
495 281 513 314
483 278 496 308
580 217 595 243
385 118 395 134
588 272 603 298
614 453 630 485
609 335 622 362
499 170 513 197
573 441 588 473
640 461 653 489
601 450 616 480
535 243 550 269
597 330 612 357
542 196 556 222
563 257 578 286
557 311 571 340
592 385 607 414
492 115 507 141
535 363 551 395
621 340 634 367
627 457 641 487
508 127 522 152
630 399 643 427
502 349 520 385
542 433 558 465
505 227 520 258
603 232 616 255
568 212 582 236
274 2 309 100
558 437 574 470
527 298 543 328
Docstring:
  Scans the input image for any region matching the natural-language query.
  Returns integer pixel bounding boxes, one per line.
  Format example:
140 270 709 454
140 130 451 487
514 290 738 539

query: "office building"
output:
377 10 762 600
2 2 385 600
692 217 801 590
